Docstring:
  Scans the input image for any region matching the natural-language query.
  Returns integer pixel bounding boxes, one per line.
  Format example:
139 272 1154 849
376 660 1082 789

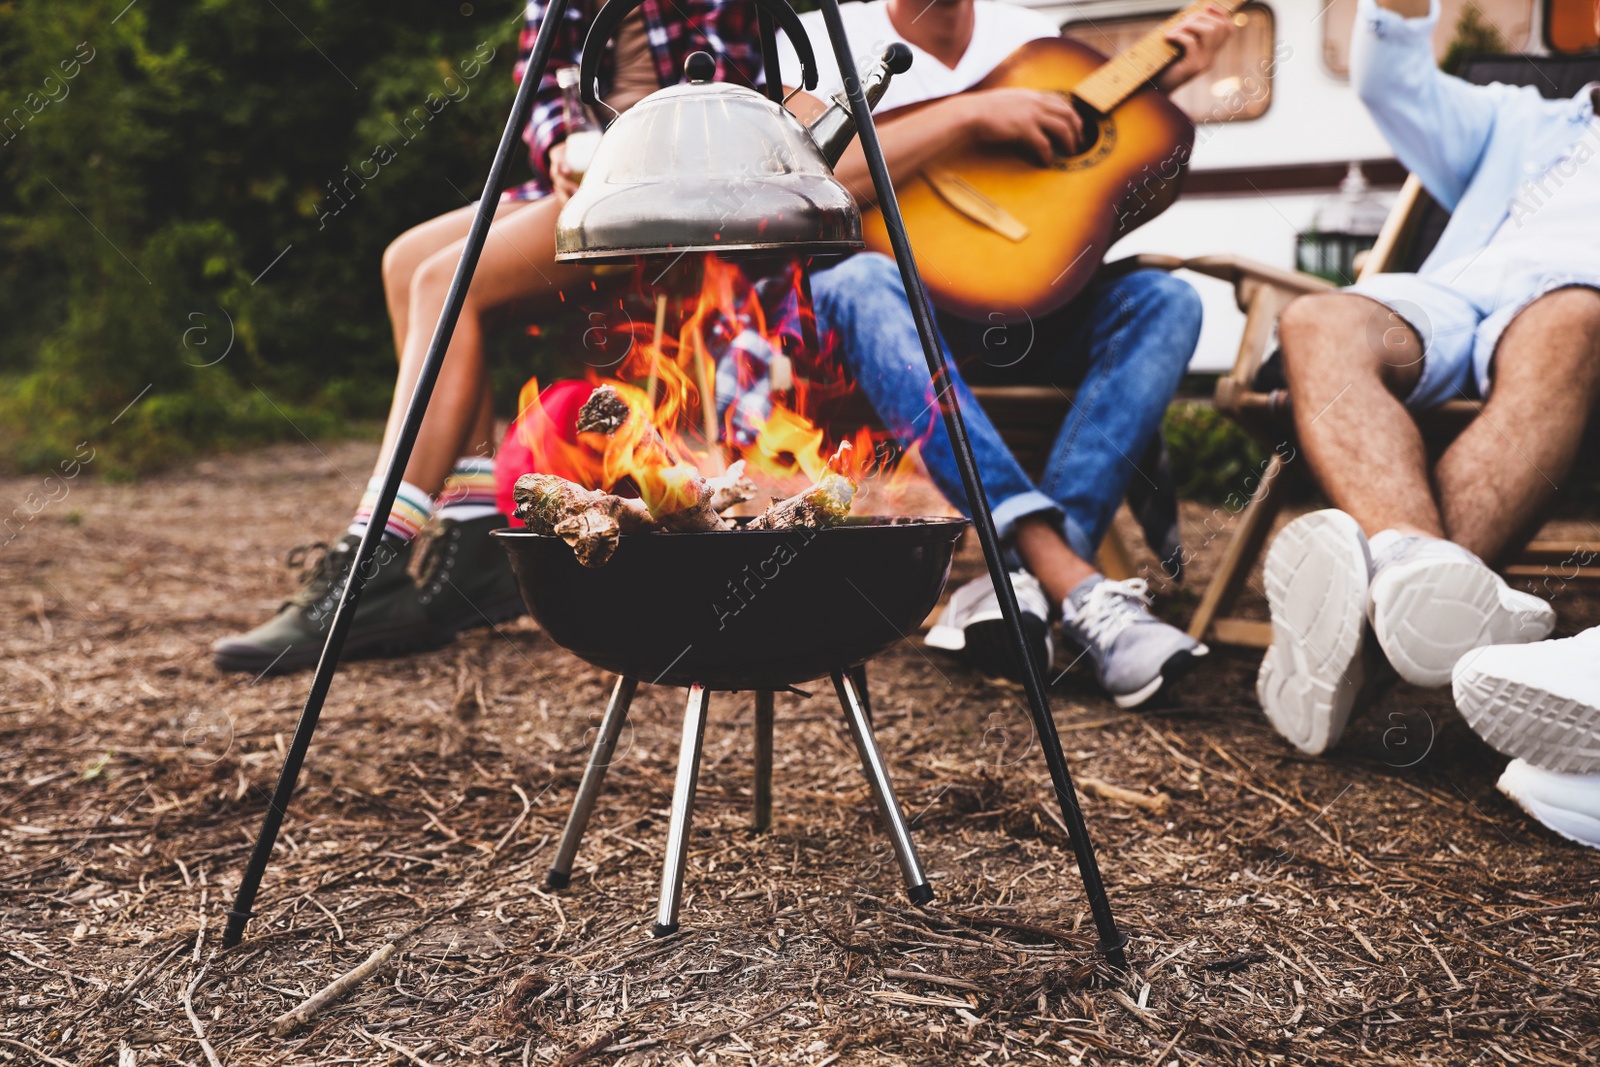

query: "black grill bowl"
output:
494 517 967 690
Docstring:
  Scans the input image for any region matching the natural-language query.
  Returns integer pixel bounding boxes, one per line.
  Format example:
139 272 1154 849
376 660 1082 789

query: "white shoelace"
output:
1075 578 1153 647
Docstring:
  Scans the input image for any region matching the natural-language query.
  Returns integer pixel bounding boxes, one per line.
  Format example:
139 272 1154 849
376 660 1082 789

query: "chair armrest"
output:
1180 254 1336 305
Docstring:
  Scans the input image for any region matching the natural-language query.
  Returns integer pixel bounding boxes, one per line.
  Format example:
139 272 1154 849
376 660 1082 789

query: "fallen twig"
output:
182 957 223 1067
269 943 397 1037
1079 776 1170 815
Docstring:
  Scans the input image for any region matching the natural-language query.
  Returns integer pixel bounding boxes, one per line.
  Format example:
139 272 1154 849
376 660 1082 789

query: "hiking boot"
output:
925 570 1053 683
414 513 527 636
212 534 441 674
1060 575 1207 709
1367 533 1554 688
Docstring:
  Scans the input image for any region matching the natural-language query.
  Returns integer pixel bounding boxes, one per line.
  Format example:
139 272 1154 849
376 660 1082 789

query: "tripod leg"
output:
753 691 774 832
546 676 638 889
653 685 710 937
220 0 576 950
833 671 932 905
812 0 1128 968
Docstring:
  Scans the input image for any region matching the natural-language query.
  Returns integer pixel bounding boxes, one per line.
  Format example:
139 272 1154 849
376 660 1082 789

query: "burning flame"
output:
516 256 927 515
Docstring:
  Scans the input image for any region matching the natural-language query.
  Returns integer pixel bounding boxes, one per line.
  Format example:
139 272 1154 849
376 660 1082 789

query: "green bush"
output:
1162 400 1274 505
0 0 527 474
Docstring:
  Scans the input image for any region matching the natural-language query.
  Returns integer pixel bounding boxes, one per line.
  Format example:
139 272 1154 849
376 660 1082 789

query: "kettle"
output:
554 0 911 262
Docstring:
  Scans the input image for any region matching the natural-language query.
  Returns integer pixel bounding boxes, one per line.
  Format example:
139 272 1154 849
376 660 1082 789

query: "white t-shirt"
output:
775 0 1060 114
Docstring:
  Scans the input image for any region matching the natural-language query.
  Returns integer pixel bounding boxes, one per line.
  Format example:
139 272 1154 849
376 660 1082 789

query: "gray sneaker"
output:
1059 576 1207 708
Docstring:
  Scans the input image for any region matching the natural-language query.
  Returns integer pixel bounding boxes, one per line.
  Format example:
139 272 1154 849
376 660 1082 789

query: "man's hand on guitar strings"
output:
961 88 1084 166
1156 3 1235 93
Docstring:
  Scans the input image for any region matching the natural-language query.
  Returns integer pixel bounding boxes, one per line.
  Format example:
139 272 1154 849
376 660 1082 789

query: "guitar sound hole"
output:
1065 101 1102 160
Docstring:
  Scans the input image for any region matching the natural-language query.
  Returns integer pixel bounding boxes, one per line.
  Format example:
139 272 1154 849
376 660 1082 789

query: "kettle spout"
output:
806 43 913 167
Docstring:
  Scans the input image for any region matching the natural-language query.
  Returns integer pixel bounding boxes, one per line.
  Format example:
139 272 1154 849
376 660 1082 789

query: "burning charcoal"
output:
575 384 631 435
512 473 655 567
706 459 757 514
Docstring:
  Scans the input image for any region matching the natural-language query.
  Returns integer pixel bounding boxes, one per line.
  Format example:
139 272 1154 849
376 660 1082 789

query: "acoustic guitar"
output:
861 0 1244 323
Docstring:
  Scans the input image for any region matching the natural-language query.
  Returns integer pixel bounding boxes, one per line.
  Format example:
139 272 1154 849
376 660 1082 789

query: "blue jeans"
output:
809 253 1201 561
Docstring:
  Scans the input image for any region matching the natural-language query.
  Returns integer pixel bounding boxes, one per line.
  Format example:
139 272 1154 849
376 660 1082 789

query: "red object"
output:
495 379 601 523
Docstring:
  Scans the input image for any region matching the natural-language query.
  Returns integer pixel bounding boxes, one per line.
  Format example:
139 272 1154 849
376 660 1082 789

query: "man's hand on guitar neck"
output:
1155 3 1235 93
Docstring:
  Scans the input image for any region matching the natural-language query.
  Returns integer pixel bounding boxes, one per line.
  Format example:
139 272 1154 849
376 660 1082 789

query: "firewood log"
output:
512 473 655 568
706 459 757 514
749 442 860 530
749 469 858 530
575 385 632 435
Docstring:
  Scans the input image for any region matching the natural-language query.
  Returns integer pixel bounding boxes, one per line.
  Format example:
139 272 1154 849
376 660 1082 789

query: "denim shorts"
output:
1348 267 1600 409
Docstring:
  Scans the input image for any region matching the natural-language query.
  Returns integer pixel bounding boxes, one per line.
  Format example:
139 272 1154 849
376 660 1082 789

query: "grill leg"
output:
653 684 710 937
847 664 872 724
546 676 637 890
832 671 932 905
753 691 774 832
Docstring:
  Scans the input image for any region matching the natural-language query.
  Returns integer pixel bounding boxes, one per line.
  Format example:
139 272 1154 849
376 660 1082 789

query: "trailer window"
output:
1321 0 1533 77
1547 0 1600 53
1061 3 1277 123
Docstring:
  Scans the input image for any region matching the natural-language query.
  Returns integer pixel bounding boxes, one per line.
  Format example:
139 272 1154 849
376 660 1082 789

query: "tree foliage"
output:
0 0 525 474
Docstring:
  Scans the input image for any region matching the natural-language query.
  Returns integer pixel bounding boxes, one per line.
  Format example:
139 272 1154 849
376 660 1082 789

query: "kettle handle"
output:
578 0 819 108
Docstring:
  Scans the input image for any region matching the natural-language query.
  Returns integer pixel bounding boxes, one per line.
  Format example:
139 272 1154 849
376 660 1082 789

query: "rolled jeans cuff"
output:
990 491 1063 545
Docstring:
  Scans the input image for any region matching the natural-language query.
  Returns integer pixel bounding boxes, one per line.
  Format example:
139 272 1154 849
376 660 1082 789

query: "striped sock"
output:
436 455 501 522
349 477 434 542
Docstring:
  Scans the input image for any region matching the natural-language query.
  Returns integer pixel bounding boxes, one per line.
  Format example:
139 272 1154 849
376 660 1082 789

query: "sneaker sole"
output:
1454 660 1600 774
1112 642 1209 710
1497 761 1600 849
1371 559 1554 688
964 613 1052 683
213 623 448 675
1257 510 1370 756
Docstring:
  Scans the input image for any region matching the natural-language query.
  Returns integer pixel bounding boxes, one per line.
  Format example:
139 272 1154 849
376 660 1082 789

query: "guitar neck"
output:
1073 0 1244 114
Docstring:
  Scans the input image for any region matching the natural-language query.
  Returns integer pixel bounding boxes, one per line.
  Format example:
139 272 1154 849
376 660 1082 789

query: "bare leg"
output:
1279 292 1438 539
375 195 589 493
1014 515 1097 604
380 201 528 360
1437 288 1600 562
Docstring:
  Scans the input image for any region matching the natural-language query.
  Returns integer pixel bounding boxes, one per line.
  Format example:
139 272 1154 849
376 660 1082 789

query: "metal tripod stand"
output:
223 0 1128 969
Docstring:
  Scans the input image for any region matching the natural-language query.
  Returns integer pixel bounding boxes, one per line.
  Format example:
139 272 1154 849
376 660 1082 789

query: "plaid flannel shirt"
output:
508 0 766 200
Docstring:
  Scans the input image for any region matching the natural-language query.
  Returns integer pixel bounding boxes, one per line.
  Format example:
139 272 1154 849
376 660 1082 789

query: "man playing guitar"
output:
779 0 1233 707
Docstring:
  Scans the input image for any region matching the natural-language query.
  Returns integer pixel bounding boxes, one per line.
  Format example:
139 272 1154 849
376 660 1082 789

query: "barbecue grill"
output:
496 517 963 933
226 0 1130 969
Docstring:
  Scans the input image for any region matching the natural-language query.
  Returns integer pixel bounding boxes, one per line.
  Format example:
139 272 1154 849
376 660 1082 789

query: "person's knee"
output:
1278 292 1348 354
819 252 902 296
1135 271 1203 338
1281 292 1423 399
411 246 461 306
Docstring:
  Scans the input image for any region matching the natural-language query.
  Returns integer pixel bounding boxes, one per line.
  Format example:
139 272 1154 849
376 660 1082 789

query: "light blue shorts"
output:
1348 268 1600 410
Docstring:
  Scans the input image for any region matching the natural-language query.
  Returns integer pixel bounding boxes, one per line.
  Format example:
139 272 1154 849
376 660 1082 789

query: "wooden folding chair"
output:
1184 52 1600 650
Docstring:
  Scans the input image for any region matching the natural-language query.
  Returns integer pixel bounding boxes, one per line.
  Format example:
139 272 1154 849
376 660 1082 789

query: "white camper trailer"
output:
1015 0 1599 371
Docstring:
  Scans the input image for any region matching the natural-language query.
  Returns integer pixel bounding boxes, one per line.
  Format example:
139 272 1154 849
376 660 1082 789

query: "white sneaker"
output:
1367 535 1555 688
1453 628 1600 774
925 570 1052 682
1257 509 1373 756
1497 759 1600 849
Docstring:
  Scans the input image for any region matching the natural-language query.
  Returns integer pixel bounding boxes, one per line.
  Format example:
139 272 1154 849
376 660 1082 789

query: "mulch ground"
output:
3 439 1598 1066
